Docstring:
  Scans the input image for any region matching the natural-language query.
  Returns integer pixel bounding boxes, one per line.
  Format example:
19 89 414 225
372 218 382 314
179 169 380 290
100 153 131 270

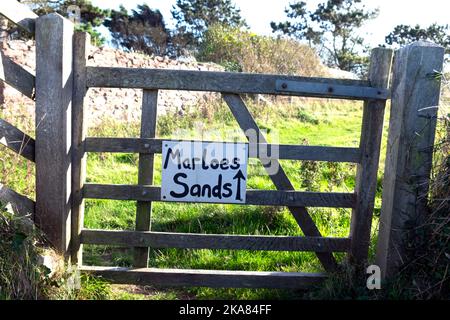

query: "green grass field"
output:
0 97 390 299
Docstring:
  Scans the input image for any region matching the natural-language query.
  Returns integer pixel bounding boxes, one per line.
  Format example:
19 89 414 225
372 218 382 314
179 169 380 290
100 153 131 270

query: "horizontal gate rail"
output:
86 67 389 100
0 183 35 217
85 137 361 163
0 52 36 100
0 0 37 34
83 184 357 208
0 118 35 162
80 266 327 289
81 229 351 252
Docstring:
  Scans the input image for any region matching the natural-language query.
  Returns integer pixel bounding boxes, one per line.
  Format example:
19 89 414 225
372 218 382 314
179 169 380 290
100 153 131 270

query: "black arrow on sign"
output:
232 170 246 201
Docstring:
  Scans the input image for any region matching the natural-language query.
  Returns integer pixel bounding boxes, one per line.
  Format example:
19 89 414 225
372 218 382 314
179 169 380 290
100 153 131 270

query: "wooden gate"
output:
1 1 445 289
70 36 394 288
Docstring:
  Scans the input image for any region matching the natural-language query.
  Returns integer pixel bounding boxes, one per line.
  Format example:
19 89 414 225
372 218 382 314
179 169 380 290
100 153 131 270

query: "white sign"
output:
161 141 248 204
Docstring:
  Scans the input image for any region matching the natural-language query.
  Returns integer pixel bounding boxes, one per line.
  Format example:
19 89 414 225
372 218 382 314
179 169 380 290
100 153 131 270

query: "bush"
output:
0 207 48 299
198 24 326 77
0 206 113 300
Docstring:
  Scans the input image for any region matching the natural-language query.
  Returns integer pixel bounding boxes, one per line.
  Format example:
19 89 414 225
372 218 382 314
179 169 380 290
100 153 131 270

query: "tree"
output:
103 4 173 56
385 23 450 54
271 0 379 74
20 0 109 45
171 0 246 46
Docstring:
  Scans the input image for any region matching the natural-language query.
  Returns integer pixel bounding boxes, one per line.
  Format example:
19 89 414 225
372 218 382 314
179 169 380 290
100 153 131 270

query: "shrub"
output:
198 24 326 77
0 207 48 299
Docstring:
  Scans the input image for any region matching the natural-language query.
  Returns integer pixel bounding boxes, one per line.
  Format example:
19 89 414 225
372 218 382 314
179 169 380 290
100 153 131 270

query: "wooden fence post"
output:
376 41 445 279
71 32 90 264
35 13 74 258
349 47 393 265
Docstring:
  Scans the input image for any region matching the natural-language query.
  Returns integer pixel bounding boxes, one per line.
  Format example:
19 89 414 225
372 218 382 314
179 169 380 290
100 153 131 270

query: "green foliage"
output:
76 274 111 300
385 23 450 60
198 24 325 76
103 4 177 56
271 0 378 74
171 0 246 47
296 108 320 125
22 0 109 45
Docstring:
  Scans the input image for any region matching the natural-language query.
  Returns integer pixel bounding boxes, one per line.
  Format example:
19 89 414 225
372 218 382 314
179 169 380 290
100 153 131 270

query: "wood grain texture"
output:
0 0 38 34
85 137 361 163
35 13 74 257
222 93 338 271
0 51 35 99
79 266 327 289
71 32 90 265
0 183 35 218
0 118 35 162
349 48 394 265
83 184 356 208
376 42 445 279
86 66 387 100
81 229 351 253
134 89 158 267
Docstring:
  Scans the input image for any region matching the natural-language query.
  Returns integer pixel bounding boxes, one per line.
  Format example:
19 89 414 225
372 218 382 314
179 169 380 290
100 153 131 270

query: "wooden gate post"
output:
376 41 445 279
349 47 393 265
35 13 74 258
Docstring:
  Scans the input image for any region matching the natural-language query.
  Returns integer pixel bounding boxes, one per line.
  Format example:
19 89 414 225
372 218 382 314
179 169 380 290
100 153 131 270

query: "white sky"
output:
92 0 450 47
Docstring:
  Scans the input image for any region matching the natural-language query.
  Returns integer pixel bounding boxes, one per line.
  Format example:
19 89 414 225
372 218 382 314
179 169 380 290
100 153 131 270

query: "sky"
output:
91 0 450 48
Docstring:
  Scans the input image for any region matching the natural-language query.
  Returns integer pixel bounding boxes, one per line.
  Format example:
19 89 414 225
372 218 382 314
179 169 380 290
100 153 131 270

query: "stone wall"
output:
2 40 223 125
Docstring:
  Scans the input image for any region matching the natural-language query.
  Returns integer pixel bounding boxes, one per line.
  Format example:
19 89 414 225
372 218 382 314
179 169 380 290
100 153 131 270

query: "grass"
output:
77 97 388 300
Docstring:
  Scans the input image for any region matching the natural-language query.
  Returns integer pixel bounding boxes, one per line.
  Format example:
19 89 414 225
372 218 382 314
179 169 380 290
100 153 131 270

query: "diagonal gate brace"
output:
222 94 338 272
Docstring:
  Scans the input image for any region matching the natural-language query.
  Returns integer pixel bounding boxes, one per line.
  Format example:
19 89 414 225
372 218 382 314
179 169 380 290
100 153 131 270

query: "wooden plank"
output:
376 42 445 279
85 137 361 163
79 266 327 289
275 80 389 100
0 0 38 34
83 184 356 208
0 183 35 217
35 13 74 257
349 48 394 265
86 66 386 100
0 118 35 162
71 32 90 265
223 94 339 271
0 51 35 100
81 229 352 253
134 90 158 267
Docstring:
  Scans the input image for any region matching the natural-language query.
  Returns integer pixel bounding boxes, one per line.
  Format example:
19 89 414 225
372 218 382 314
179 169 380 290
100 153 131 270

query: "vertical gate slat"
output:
71 32 90 264
222 93 338 272
349 48 394 264
134 89 158 267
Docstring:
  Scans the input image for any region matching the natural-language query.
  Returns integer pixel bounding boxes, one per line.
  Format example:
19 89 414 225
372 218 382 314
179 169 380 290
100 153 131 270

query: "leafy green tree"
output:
271 0 378 74
171 0 246 46
103 4 173 56
385 23 450 54
20 0 109 45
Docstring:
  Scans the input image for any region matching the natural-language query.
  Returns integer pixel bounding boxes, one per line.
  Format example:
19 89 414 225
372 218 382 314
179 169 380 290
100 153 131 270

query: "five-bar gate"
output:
71 34 393 288
1 0 444 289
